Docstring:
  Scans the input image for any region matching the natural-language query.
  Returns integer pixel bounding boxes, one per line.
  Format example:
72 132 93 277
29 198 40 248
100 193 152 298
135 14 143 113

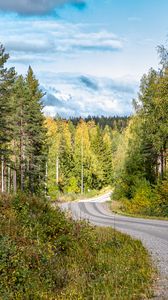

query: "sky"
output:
1 0 168 117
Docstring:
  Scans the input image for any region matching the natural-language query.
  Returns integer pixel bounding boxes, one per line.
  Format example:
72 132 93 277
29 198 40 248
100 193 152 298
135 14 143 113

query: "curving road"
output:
60 192 168 298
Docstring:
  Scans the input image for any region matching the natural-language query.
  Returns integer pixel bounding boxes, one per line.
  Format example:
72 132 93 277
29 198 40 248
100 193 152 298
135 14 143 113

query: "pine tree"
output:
0 44 15 192
11 75 29 192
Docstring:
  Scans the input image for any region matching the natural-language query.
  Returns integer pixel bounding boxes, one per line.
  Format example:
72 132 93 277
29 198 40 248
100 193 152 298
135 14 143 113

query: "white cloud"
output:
5 39 54 53
0 18 123 61
41 73 138 117
0 16 139 117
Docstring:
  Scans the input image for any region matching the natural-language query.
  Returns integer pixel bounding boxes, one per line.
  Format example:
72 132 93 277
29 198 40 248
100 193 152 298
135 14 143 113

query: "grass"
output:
54 186 112 203
0 193 155 299
109 200 168 221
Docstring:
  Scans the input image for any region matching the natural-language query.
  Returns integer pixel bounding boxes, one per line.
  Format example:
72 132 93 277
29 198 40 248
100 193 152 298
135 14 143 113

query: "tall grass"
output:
0 193 155 299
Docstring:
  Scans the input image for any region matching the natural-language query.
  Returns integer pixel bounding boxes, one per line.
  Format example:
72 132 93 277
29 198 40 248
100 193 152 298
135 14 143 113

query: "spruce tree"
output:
25 66 48 193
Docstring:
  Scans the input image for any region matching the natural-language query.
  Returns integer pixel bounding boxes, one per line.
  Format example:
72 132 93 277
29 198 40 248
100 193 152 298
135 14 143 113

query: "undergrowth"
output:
54 186 111 203
112 178 168 218
0 193 155 299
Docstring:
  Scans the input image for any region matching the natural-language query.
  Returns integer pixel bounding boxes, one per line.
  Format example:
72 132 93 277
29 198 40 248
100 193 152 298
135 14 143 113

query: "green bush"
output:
113 176 130 201
124 179 155 215
66 177 80 194
113 176 168 218
153 180 168 217
0 193 155 299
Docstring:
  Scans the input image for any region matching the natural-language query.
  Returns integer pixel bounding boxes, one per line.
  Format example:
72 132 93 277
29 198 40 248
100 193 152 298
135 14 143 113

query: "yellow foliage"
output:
45 117 57 137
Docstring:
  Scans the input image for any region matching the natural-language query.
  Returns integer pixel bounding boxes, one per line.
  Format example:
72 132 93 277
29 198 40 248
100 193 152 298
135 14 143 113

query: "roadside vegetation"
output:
111 45 168 218
0 193 155 300
110 199 168 221
54 186 111 203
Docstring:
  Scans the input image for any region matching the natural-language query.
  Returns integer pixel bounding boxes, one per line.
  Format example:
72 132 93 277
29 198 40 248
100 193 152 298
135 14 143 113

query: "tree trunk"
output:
20 104 25 192
7 165 11 193
81 136 84 194
1 155 4 193
13 168 17 193
160 148 164 180
56 155 59 185
163 141 167 177
29 158 34 194
20 136 24 192
45 162 48 195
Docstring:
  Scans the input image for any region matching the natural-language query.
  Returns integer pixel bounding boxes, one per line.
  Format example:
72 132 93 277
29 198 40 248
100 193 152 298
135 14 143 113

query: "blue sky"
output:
1 0 168 117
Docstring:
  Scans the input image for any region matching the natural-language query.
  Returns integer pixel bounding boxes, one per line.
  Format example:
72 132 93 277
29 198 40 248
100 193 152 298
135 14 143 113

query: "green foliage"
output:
0 44 16 158
66 177 80 193
0 193 154 299
153 180 168 216
112 174 131 202
0 44 47 195
113 177 168 217
46 118 115 198
122 179 156 215
70 115 129 131
112 44 168 218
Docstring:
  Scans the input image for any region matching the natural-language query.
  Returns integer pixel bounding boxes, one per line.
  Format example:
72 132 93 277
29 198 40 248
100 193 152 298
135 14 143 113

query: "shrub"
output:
153 180 168 217
113 176 130 201
0 193 154 299
125 179 155 215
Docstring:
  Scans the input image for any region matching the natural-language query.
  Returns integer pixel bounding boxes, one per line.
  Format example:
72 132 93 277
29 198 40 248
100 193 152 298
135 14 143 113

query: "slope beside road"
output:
60 192 168 299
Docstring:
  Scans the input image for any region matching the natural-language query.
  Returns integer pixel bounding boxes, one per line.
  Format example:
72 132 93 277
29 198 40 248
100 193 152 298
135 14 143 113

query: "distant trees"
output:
69 116 129 131
0 45 47 194
45 117 122 197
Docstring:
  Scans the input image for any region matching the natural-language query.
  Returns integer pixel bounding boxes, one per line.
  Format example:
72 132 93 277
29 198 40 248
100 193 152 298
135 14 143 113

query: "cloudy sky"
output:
1 0 168 117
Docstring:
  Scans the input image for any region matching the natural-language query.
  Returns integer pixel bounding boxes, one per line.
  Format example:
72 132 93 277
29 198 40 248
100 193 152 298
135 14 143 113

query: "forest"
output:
0 44 47 195
0 42 166 299
112 46 168 217
45 116 125 198
0 43 155 299
0 42 168 217
69 115 129 130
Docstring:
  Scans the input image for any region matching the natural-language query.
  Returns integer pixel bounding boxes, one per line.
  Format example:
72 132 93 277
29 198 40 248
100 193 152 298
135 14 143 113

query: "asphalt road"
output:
60 192 168 298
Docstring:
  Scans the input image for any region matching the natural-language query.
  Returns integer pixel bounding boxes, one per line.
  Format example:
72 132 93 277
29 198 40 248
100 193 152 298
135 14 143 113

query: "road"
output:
60 192 168 298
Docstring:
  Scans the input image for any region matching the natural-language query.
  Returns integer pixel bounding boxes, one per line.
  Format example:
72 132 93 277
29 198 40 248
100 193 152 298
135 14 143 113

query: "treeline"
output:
69 116 129 131
0 44 47 194
0 42 124 198
45 118 121 197
113 45 168 217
